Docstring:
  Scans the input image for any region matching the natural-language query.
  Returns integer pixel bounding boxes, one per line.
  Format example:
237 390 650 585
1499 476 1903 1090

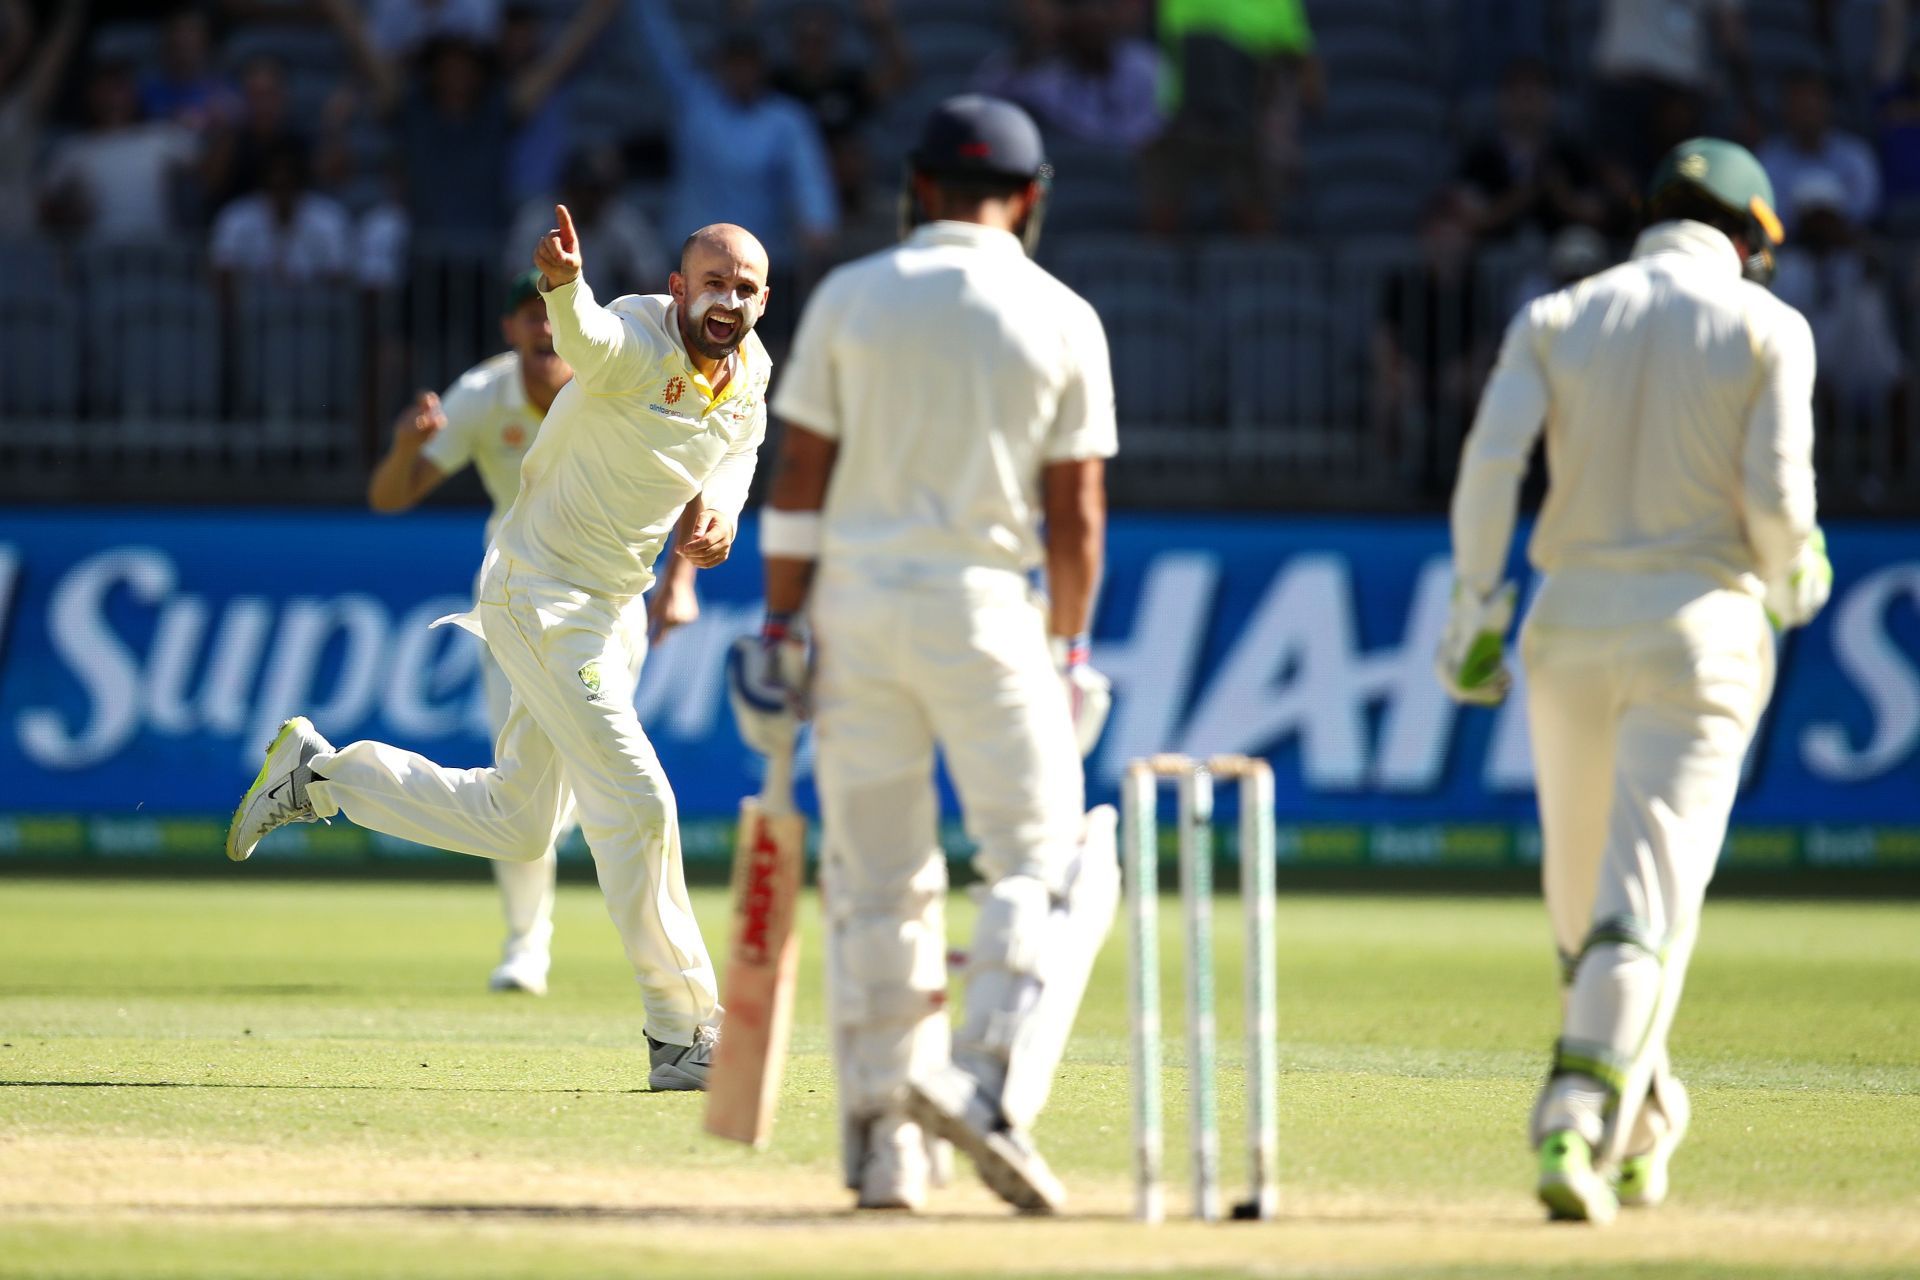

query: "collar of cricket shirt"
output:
911 220 1024 253
666 300 749 411
1631 220 1742 279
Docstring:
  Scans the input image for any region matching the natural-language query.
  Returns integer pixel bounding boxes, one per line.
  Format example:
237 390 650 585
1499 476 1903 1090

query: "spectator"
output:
1589 0 1753 189
1454 57 1607 242
1874 37 1920 214
1146 0 1322 235
206 55 309 209
498 0 622 205
974 0 1165 150
38 56 200 243
1757 69 1879 235
140 6 241 133
0 0 87 239
771 0 913 212
1772 172 1905 427
1372 190 1491 487
630 0 837 262
210 140 353 283
326 0 617 244
367 0 501 59
506 146 668 299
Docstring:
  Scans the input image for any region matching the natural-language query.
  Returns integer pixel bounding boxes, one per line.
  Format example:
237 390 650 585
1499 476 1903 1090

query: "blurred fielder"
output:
229 210 775 1090
364 269 703 997
732 96 1117 1213
1439 138 1830 1222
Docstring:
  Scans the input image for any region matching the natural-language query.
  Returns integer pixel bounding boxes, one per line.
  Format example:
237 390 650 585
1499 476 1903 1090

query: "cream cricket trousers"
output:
1522 584 1774 1160
477 609 647 963
307 552 718 1045
810 566 1086 1129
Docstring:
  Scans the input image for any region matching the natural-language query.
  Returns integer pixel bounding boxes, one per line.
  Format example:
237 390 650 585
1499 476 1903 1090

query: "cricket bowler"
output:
1438 138 1831 1221
228 210 776 1090
364 269 705 997
731 95 1119 1213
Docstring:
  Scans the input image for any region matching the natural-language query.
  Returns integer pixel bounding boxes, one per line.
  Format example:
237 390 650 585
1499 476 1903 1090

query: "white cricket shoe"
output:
1618 1076 1691 1208
226 717 332 862
905 1064 1064 1215
855 1112 930 1211
488 948 551 996
647 1024 719 1091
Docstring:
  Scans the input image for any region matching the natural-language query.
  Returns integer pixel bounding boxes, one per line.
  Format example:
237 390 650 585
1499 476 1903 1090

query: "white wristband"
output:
760 507 822 559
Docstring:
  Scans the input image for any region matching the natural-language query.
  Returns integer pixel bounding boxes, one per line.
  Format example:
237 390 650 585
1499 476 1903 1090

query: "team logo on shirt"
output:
662 376 688 405
503 425 526 449
577 661 605 702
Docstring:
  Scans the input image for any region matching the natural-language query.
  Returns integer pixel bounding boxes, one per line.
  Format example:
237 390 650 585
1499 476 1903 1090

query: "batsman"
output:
1439 138 1831 1223
730 96 1118 1214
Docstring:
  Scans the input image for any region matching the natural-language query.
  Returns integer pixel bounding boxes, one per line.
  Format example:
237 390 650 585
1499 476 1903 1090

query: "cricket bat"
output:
703 736 805 1148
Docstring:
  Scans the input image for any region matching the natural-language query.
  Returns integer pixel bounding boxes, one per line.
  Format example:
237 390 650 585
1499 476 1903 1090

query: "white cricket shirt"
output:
419 350 546 545
495 278 768 602
1451 219 1819 628
772 220 1117 583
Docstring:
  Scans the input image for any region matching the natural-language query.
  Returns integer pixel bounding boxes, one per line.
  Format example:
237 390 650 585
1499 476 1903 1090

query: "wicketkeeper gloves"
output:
1765 527 1833 631
1436 580 1517 706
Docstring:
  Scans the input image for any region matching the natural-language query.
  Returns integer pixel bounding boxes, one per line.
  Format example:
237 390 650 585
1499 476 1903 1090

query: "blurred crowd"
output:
4 0 1919 506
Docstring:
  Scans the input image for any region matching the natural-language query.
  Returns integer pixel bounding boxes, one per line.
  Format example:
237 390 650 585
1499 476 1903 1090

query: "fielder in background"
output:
228 210 776 1091
732 95 1118 1214
364 269 704 997
1439 138 1831 1223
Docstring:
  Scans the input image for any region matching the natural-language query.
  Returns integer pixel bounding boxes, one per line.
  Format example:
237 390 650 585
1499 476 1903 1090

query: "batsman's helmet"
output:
901 95 1053 255
1646 137 1786 285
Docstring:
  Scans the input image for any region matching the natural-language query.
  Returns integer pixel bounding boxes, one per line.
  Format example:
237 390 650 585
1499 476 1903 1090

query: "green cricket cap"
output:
1648 137 1785 245
502 269 544 316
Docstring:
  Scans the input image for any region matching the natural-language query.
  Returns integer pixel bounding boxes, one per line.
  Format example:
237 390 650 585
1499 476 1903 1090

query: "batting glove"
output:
726 612 812 757
1052 634 1113 757
1765 526 1833 631
1436 580 1517 706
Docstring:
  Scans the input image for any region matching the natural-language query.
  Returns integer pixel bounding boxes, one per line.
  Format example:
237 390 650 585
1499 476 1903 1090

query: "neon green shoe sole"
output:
225 717 323 862
1537 1131 1618 1225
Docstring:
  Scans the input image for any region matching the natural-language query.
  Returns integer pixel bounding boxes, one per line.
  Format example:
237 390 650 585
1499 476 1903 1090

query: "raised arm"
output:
534 203 662 392
315 0 402 114
367 391 453 512
511 0 621 119
8 0 88 119
780 110 840 253
629 0 705 106
1740 309 1819 587
1450 307 1550 599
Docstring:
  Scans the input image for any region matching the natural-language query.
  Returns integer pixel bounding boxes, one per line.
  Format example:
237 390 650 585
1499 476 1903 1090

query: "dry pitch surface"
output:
2 877 1915 1279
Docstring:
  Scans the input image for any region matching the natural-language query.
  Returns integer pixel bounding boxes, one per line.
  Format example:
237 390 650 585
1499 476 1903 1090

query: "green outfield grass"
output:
1 875 1915 1279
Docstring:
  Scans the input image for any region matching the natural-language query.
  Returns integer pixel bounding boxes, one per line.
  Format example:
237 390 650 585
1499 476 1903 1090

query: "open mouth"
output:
703 310 740 345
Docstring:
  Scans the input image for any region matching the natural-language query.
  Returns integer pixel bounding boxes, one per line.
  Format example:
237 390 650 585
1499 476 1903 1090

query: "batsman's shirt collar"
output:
1631 220 1741 279
907 220 1025 254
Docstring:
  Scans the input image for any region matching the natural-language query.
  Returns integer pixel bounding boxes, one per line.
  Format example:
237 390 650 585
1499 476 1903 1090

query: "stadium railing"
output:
1 237 1914 514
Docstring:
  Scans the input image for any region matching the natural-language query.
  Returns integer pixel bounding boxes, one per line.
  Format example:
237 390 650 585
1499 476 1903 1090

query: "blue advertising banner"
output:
1 510 1916 867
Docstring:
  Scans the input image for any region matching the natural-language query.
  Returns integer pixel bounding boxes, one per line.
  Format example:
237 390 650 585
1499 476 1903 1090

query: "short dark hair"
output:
1646 185 1750 246
915 169 1033 205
